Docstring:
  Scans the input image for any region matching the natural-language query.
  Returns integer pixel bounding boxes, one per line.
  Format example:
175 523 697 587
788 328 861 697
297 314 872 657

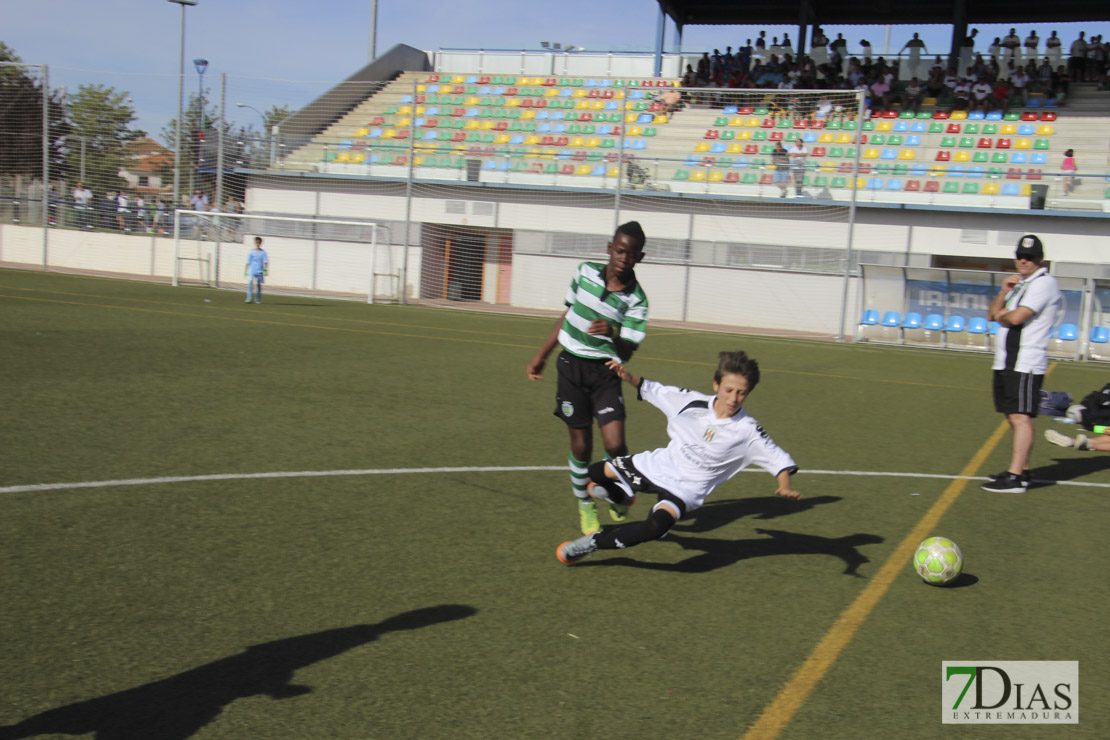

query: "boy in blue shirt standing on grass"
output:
244 237 268 304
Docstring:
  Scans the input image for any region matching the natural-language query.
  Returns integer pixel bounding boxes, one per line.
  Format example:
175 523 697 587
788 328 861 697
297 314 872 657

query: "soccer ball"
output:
1065 404 1086 423
913 537 964 585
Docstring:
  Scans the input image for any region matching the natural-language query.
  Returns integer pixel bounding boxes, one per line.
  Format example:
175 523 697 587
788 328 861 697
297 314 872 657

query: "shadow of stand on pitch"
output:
0 604 477 740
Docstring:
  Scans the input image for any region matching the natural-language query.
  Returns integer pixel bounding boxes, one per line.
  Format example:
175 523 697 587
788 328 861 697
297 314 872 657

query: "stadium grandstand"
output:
1 2 1108 359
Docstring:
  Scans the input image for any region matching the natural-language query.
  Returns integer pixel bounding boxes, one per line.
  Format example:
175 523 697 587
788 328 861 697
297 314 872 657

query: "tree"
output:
63 84 143 192
0 41 69 178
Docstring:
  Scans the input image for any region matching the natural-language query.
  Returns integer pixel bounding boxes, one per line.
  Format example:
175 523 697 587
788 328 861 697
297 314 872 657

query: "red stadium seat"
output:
1039 112 1056 121
977 138 992 148
946 123 961 133
996 138 1011 149
923 180 939 192
705 129 720 139
1021 112 1038 121
882 110 898 118
759 173 774 184
936 151 951 161
1005 168 1022 179
725 171 739 182
933 110 950 119
905 180 921 191
811 147 827 157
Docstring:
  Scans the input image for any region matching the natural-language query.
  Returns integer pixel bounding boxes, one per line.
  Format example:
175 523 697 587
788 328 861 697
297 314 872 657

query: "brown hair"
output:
714 350 760 389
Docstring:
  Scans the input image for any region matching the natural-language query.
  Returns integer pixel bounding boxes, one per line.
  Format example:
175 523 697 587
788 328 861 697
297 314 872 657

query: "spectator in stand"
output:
951 78 971 111
72 181 92 229
696 53 711 85
1024 30 1040 61
788 138 808 197
1069 32 1087 81
959 29 978 73
971 78 994 111
771 142 790 198
659 88 682 114
900 33 927 80
1051 65 1071 99
1045 31 1063 68
989 37 1003 63
1001 28 1021 65
926 65 945 100
153 199 168 235
902 77 924 114
869 75 891 110
1061 149 1077 196
1036 58 1054 93
992 77 1012 112
682 64 697 88
1010 66 1029 106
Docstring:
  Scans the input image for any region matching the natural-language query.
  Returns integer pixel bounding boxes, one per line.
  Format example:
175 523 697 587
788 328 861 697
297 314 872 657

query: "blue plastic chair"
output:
902 312 923 329
967 317 989 335
1018 124 1035 136
1091 326 1110 344
860 309 880 326
723 105 739 115
924 314 944 331
945 315 966 333
1001 184 1020 195
881 311 902 327
911 121 928 133
885 179 903 191
893 121 909 132
968 111 985 120
1010 152 1028 164
1031 153 1047 165
986 111 1003 120
988 321 1001 335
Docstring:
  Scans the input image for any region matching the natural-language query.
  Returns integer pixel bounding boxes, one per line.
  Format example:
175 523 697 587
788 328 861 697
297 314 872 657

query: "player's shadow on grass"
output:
0 604 476 740
1029 454 1110 487
670 495 841 534
582 528 883 576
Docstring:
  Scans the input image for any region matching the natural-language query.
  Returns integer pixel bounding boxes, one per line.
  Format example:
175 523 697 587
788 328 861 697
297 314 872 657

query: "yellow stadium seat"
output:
416 84 427 93
950 110 967 120
505 98 520 107
818 133 834 143
357 128 369 137
694 141 711 152
590 100 605 110
570 136 585 147
521 110 536 119
727 143 743 154
452 75 466 83
730 117 744 127
954 151 971 162
399 106 412 115
863 148 879 159
836 133 853 144
336 151 351 162
464 120 480 129
573 89 588 98
480 120 495 130
898 149 915 160
352 152 367 164
629 126 643 136
586 137 600 148
820 160 836 172
1014 138 1032 149
574 164 592 175
654 114 668 124
982 182 1000 195
746 117 761 127
398 117 411 127
381 129 396 139
575 100 590 109
465 97 479 106
1019 184 1031 196
1036 125 1054 136
525 135 540 145
876 121 893 132
690 170 706 181
544 88 559 97
606 166 620 177
494 133 511 144
1000 124 1017 135
930 164 947 176
708 171 724 182
625 113 639 123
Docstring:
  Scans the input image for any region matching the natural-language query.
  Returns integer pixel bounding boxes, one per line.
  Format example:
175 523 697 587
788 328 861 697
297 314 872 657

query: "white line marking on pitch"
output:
1 466 1108 495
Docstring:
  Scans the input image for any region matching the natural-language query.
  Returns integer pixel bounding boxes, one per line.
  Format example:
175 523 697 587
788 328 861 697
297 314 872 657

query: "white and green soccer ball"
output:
1065 404 1085 423
913 537 964 585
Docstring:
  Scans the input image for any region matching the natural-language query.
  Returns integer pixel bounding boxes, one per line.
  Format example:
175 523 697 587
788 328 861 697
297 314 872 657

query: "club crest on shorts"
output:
703 426 717 443
561 401 574 417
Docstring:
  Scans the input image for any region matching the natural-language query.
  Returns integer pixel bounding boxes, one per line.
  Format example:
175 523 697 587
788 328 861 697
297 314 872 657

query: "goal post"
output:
171 210 397 303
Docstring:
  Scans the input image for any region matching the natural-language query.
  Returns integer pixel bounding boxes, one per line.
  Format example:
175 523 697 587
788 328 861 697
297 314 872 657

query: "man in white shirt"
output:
72 181 92 229
982 235 1062 493
788 139 808 197
971 79 994 111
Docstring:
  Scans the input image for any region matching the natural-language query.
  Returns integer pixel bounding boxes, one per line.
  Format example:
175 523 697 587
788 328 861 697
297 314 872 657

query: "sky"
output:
3 0 1108 146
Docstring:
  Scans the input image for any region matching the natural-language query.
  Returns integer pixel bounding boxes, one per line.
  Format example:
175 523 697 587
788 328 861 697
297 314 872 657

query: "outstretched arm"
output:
605 359 641 387
774 469 802 500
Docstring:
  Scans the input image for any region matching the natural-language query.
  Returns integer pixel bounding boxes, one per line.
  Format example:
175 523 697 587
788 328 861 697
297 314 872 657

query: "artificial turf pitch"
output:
1 268 1107 739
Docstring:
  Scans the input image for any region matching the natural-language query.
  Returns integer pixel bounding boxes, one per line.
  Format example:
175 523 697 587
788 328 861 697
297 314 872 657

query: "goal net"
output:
172 211 399 303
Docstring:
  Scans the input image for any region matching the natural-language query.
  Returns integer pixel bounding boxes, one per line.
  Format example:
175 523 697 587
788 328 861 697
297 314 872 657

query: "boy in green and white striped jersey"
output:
526 222 649 535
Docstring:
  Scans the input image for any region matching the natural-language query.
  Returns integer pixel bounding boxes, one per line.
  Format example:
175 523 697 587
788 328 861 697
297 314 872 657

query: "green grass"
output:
1 268 1107 739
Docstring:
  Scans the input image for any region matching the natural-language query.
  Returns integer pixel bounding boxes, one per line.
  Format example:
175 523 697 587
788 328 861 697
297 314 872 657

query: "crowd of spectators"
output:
676 29 1109 115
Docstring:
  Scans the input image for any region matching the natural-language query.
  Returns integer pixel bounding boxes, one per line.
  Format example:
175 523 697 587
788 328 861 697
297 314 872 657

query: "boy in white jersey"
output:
527 222 648 536
557 350 801 564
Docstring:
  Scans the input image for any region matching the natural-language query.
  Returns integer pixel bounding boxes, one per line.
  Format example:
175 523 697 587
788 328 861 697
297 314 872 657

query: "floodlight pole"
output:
169 0 197 217
193 58 208 193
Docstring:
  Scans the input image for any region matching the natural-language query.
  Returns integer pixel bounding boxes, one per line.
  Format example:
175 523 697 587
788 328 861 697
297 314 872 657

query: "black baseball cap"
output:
1015 234 1044 260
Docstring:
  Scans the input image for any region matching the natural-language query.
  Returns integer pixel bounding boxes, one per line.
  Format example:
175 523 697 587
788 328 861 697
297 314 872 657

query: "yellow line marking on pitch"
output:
740 363 1058 740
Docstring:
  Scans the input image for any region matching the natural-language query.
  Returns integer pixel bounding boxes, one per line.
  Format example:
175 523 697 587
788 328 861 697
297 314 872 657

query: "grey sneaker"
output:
587 481 634 522
981 472 1028 493
1074 434 1093 451
556 534 598 564
1044 429 1075 448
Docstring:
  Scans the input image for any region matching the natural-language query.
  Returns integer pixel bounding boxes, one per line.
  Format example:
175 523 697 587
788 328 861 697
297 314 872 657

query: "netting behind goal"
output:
172 211 398 303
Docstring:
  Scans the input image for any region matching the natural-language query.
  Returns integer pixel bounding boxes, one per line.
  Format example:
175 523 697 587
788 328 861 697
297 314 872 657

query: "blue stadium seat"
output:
902 312 923 329
881 311 902 327
860 309 880 326
1057 323 1079 341
967 317 988 334
1031 153 1047 165
945 315 966 333
1091 326 1110 344
924 314 944 331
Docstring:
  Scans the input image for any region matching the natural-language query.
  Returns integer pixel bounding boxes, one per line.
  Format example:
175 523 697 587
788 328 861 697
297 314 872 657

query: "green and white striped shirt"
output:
558 261 649 361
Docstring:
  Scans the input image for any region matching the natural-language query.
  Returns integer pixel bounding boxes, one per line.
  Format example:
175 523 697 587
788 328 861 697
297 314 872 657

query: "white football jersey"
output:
629 379 797 513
